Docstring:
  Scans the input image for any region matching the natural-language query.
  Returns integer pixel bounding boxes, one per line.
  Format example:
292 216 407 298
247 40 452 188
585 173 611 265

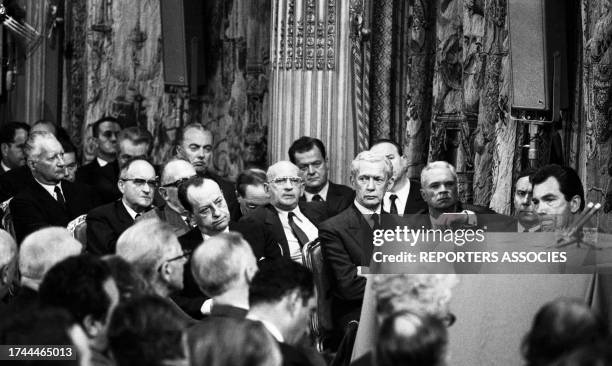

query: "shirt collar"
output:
354 199 381 215
96 157 109 167
304 181 330 202
121 199 139 220
274 205 305 219
1 161 11 172
387 179 411 199
201 226 230 241
247 314 284 342
34 178 62 199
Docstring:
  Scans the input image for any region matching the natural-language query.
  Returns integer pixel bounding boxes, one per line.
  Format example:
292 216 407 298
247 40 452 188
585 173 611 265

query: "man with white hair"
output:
10 132 99 242
240 161 328 262
0 230 17 305
116 218 187 299
191 232 258 318
319 151 395 329
0 227 81 317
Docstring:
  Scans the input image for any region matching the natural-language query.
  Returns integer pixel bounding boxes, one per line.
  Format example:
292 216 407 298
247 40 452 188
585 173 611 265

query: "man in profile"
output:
77 117 122 203
514 167 539 232
289 136 354 217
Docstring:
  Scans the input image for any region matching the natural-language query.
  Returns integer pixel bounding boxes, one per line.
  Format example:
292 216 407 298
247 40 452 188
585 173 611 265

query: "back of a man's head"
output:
108 295 189 366
191 232 257 298
376 311 448 366
249 258 314 308
0 229 17 296
39 254 117 333
19 227 82 290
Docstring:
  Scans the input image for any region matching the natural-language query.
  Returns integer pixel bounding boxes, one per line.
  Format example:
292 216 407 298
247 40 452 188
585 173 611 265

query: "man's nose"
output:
521 195 532 206
307 165 316 174
210 204 221 217
366 178 376 190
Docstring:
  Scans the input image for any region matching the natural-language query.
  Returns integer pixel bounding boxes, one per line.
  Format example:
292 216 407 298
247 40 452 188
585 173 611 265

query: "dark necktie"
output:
371 213 381 230
389 194 399 215
54 186 65 206
288 212 310 247
312 194 324 202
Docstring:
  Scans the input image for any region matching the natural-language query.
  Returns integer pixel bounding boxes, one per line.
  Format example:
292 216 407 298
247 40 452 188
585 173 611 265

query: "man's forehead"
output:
422 167 454 182
268 163 299 178
120 140 148 152
99 121 121 131
533 176 562 197
515 176 532 191
125 161 155 177
40 138 62 153
294 147 323 162
162 160 195 182
244 184 267 198
183 128 212 144
356 160 386 176
188 181 223 204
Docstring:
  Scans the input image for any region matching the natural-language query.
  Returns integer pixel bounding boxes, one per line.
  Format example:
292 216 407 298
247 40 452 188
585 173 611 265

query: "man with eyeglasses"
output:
10 132 100 242
174 175 281 318
240 161 328 263
175 123 239 220
318 151 395 331
289 136 355 217
76 116 122 204
137 158 197 236
87 157 157 255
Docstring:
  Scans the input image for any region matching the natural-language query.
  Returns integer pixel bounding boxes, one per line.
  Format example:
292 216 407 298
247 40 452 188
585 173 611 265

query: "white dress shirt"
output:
304 181 329 202
383 180 411 215
35 179 64 202
97 157 109 167
276 206 318 263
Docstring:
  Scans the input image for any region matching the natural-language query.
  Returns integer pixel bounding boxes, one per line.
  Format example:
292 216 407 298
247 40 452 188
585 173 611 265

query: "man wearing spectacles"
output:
173 175 281 318
76 117 122 204
87 158 157 255
10 132 100 242
289 136 355 216
175 123 239 220
137 158 197 236
240 161 328 264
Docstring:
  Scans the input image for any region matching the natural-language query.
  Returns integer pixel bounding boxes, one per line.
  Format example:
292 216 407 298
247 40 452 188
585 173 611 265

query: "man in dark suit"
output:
76 117 122 204
370 139 427 215
86 158 156 255
175 123 239 220
137 158 197 236
241 161 328 262
175 175 281 317
248 259 320 366
319 151 395 329
191 232 258 319
0 121 30 175
10 132 100 242
289 136 355 217
233 168 269 221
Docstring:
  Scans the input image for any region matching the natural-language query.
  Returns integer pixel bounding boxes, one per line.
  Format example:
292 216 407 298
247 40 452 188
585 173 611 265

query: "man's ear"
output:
245 263 257 283
286 290 300 315
264 183 270 194
0 265 8 285
0 143 8 159
117 179 125 194
82 314 103 338
420 188 426 201
385 176 395 192
570 195 582 214
158 187 168 200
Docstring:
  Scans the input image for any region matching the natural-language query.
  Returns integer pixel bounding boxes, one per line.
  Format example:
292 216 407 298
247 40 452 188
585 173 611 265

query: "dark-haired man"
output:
39 254 119 366
77 117 122 203
369 139 427 215
531 164 585 232
175 123 238 219
289 136 354 216
86 158 156 255
514 167 539 232
0 121 29 174
234 168 269 219
248 259 318 366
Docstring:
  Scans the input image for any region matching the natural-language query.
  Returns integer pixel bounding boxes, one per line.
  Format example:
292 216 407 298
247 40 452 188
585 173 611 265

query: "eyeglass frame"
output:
157 250 192 274
160 175 197 188
268 176 304 186
120 177 159 188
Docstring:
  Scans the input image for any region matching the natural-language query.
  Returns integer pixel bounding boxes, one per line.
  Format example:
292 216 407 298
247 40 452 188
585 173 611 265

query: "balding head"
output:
190 232 257 298
159 159 197 215
19 227 82 290
266 161 304 211
0 229 17 298
178 176 230 235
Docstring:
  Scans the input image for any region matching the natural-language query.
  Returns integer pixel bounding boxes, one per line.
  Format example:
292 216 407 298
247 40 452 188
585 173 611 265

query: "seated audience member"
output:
241 161 328 262
191 232 258 318
0 307 92 365
289 136 355 216
411 161 513 230
175 123 238 217
318 152 394 329
514 167 539 232
116 219 187 301
187 317 282 366
248 259 319 366
0 227 82 317
554 340 612 366
531 164 585 232
39 254 120 366
369 139 427 215
234 168 269 220
375 311 448 366
0 230 17 305
60 136 79 183
116 126 153 168
102 255 153 303
86 157 156 255
0 121 29 174
108 295 190 366
138 158 196 236
76 117 122 203
522 298 607 366
10 132 100 242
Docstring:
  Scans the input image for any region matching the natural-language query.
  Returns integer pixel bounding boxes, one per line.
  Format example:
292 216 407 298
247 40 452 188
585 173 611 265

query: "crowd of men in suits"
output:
0 117 605 366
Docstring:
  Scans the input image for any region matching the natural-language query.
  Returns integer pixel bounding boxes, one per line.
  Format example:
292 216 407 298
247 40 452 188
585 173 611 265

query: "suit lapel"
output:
263 205 289 257
344 205 374 263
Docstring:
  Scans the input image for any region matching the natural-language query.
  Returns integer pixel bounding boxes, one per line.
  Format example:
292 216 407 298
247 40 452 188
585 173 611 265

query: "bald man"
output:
137 158 197 236
0 230 17 304
240 161 328 262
